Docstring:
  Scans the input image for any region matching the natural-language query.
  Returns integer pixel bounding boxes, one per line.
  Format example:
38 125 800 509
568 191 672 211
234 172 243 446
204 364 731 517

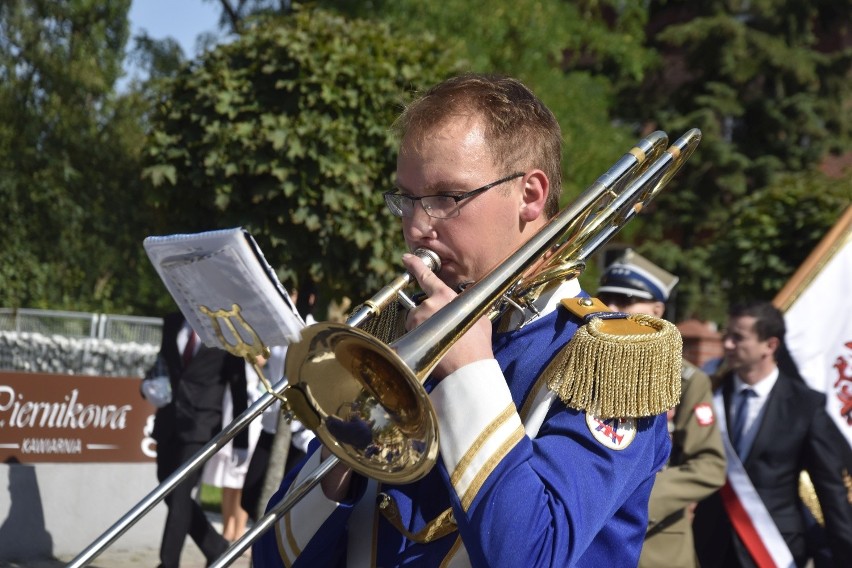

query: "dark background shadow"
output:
0 458 54 564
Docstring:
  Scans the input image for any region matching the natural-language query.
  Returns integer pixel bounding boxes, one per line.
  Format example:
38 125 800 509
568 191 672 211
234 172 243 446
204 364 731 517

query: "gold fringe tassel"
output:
546 314 682 418
355 301 408 343
798 471 824 526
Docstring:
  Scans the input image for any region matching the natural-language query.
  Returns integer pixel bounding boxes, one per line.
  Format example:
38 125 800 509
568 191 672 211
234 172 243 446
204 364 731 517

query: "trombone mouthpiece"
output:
413 248 441 273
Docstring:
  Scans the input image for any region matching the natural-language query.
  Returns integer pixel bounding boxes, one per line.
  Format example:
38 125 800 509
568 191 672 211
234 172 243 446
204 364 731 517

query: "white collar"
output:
734 366 779 398
501 278 581 331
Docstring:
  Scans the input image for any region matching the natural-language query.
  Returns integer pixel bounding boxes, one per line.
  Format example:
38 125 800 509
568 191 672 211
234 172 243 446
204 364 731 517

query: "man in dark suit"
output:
145 311 250 568
693 301 852 567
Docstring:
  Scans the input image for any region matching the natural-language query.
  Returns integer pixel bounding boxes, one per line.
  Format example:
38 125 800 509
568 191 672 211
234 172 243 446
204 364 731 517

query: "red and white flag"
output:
774 206 852 448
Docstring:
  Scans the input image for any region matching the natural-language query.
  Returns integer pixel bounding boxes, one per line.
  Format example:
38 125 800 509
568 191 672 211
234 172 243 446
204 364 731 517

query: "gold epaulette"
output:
544 297 682 418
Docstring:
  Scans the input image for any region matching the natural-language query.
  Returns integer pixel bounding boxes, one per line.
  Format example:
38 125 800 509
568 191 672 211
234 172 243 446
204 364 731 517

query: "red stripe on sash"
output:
720 482 777 568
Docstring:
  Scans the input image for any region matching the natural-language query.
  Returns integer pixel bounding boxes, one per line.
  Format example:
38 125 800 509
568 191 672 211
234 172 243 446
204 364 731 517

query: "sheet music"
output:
143 228 306 351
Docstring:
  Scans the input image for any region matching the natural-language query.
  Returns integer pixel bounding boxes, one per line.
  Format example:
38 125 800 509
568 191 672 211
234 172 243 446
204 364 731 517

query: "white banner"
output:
777 207 852 448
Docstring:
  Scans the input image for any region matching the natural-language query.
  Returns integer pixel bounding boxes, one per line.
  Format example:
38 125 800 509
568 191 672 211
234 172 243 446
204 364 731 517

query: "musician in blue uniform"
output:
253 73 681 567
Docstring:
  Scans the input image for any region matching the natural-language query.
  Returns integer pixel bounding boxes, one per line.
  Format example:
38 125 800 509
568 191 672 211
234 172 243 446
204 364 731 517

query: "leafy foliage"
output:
316 0 660 201
205 0 293 33
0 0 160 312
1 0 848 326
144 7 463 302
612 0 852 321
711 171 851 301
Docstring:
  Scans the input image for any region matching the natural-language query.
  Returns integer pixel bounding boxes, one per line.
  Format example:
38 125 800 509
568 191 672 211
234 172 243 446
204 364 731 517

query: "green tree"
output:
144 7 463 304
315 0 660 202
0 0 159 313
711 171 851 301
612 0 852 321
205 0 292 33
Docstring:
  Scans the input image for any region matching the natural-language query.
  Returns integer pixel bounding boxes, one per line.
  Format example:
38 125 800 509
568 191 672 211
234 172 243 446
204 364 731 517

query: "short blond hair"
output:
393 73 563 218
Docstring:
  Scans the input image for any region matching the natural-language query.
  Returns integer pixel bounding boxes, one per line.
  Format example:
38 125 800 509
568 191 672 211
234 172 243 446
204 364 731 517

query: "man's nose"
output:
405 202 435 236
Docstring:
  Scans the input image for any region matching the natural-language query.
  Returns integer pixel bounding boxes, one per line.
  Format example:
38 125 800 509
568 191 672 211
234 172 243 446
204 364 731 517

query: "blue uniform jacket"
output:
253 302 671 567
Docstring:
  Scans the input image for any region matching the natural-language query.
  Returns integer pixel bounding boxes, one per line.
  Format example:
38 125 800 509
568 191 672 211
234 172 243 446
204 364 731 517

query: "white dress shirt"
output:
731 367 779 460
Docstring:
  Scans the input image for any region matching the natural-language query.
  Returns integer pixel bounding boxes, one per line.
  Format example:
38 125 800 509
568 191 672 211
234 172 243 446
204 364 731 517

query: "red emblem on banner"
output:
833 341 852 426
693 402 715 426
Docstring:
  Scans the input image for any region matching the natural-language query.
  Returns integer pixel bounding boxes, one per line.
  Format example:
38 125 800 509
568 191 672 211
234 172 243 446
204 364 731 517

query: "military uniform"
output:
638 360 726 568
597 249 727 568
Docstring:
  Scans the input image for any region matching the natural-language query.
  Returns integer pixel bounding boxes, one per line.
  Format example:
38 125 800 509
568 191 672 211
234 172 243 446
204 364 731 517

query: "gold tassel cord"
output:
546 313 682 418
377 493 457 544
798 471 824 527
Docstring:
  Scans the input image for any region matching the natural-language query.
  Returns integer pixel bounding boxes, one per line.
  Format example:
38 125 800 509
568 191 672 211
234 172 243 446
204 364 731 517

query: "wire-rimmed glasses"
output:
383 172 525 219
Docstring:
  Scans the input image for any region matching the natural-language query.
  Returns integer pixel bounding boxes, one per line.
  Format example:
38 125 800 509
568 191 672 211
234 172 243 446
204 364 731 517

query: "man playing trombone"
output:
253 73 681 567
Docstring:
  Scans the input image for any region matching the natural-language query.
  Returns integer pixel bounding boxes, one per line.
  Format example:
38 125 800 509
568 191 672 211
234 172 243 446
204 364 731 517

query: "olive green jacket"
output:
638 361 727 568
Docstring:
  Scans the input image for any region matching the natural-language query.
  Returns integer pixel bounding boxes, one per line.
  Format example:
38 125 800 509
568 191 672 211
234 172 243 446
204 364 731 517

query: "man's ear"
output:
519 170 548 222
766 335 780 355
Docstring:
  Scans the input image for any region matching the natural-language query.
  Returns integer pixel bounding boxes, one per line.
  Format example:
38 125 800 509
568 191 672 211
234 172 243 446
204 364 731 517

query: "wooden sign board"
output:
0 371 158 463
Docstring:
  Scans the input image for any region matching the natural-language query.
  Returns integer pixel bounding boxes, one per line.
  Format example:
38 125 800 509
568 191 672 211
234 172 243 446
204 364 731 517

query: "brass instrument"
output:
71 128 701 568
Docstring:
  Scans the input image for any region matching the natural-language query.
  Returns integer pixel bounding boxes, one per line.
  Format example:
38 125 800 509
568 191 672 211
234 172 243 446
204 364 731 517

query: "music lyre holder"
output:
66 303 290 568
199 303 286 404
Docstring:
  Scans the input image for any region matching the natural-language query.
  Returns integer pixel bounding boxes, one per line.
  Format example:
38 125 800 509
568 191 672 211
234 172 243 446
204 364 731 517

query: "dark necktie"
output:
730 388 756 456
182 330 197 368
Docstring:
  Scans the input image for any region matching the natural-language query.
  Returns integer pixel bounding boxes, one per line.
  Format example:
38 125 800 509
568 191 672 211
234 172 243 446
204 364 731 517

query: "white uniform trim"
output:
521 380 558 437
347 479 379 568
444 539 472 568
431 359 523 506
275 450 341 564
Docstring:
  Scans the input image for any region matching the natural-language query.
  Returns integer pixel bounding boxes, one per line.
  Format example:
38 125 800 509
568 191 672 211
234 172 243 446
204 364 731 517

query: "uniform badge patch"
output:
586 414 637 450
693 403 715 426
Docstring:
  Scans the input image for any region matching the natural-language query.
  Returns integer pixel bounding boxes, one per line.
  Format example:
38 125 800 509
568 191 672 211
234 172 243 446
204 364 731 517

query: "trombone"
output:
69 128 700 567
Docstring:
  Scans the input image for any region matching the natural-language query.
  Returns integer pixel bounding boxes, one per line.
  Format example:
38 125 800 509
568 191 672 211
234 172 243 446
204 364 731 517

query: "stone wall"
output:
0 331 158 377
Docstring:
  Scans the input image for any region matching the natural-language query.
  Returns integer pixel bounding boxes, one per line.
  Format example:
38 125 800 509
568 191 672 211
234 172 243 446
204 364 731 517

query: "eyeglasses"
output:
383 172 525 219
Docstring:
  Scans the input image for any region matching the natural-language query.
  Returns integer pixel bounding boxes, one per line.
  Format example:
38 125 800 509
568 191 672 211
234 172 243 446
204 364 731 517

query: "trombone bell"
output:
284 322 439 483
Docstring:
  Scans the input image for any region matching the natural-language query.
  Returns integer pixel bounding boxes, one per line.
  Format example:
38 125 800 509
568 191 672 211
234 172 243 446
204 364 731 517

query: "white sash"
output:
713 390 795 568
347 479 379 568
345 384 556 568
